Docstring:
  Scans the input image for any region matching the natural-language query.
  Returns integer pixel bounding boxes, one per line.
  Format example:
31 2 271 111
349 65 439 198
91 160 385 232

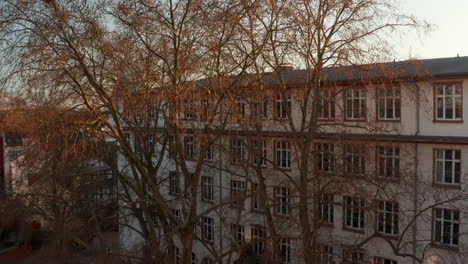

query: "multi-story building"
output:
119 57 468 264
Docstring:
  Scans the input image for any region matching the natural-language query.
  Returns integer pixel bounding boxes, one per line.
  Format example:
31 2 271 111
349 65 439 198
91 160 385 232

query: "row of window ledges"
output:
175 82 463 123
173 136 462 187
166 171 461 250
166 216 402 264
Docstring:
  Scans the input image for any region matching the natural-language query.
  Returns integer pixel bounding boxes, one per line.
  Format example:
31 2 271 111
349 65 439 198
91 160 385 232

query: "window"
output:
316 244 334 264
378 86 401 120
317 143 335 173
251 226 266 256
435 149 461 185
377 146 400 179
232 138 245 164
435 83 462 120
168 135 176 158
183 100 197 120
344 196 365 230
151 210 159 226
205 143 214 161
201 176 214 202
231 224 245 245
346 88 366 120
230 180 246 207
276 92 291 119
343 250 366 264
251 140 267 167
173 247 181 264
169 171 179 195
192 253 199 264
275 186 291 216
252 101 268 119
201 216 214 242
377 201 399 235
276 141 291 169
318 89 335 120
251 183 265 212
374 257 397 264
200 99 210 121
433 208 459 247
345 144 366 176
124 133 131 142
184 136 195 159
236 98 247 119
147 135 155 151
319 193 334 224
280 238 291 264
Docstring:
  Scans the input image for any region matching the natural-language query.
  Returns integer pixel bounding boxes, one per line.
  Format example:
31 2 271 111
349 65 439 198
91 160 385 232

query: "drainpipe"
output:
412 81 420 264
218 137 223 264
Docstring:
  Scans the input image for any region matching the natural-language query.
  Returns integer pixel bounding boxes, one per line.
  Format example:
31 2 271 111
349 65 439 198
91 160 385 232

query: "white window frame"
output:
276 92 291 119
377 201 399 236
374 257 397 264
377 146 400 179
317 244 334 264
232 138 245 164
276 141 291 169
252 100 268 119
251 183 265 212
251 226 266 256
345 144 366 176
319 193 334 224
318 89 335 120
275 186 291 216
344 196 365 230
230 180 246 207
433 208 460 247
251 140 267 167
280 238 291 264
174 247 181 264
378 86 401 120
184 136 195 159
183 100 197 120
346 87 366 120
201 216 214 242
435 149 461 185
231 224 245 245
435 83 462 120
317 143 335 173
169 171 179 195
201 176 214 202
205 143 214 161
236 98 247 119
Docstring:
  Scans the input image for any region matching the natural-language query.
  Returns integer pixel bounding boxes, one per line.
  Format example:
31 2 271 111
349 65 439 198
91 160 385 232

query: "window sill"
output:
343 227 365 234
433 119 463 123
376 233 399 240
432 183 461 190
376 118 401 123
343 118 367 122
431 242 459 252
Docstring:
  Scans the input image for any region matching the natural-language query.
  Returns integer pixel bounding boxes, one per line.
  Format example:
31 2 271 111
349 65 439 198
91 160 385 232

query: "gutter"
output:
412 81 420 264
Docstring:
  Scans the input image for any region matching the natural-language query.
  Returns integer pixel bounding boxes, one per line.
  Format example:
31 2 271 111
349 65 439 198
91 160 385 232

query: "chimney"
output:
277 64 294 71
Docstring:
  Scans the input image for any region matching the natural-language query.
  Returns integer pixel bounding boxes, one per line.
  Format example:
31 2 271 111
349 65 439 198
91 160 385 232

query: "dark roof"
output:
264 56 468 85
194 56 468 89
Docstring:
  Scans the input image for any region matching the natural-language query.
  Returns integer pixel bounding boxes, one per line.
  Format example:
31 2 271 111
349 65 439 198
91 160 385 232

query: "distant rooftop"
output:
264 56 468 85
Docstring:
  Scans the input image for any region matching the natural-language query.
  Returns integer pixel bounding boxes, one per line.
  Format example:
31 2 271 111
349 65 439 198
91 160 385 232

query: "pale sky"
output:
393 0 468 60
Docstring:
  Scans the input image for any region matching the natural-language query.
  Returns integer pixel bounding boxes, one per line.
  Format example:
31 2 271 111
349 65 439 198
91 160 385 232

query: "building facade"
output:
119 57 468 264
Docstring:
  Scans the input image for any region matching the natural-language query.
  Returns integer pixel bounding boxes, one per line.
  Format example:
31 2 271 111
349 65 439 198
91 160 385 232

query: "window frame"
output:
376 200 399 236
317 143 335 173
201 215 215 242
201 176 214 202
251 183 265 212
280 238 291 264
432 208 460 248
169 171 180 195
230 224 245 246
376 146 400 180
345 87 367 121
275 140 291 169
274 186 291 216
318 88 336 121
251 139 267 167
433 148 461 187
345 144 366 176
433 81 463 122
343 196 365 232
376 85 401 121
184 135 196 160
231 138 246 164
230 180 246 207
374 257 397 264
276 92 291 120
251 225 266 257
319 193 334 224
